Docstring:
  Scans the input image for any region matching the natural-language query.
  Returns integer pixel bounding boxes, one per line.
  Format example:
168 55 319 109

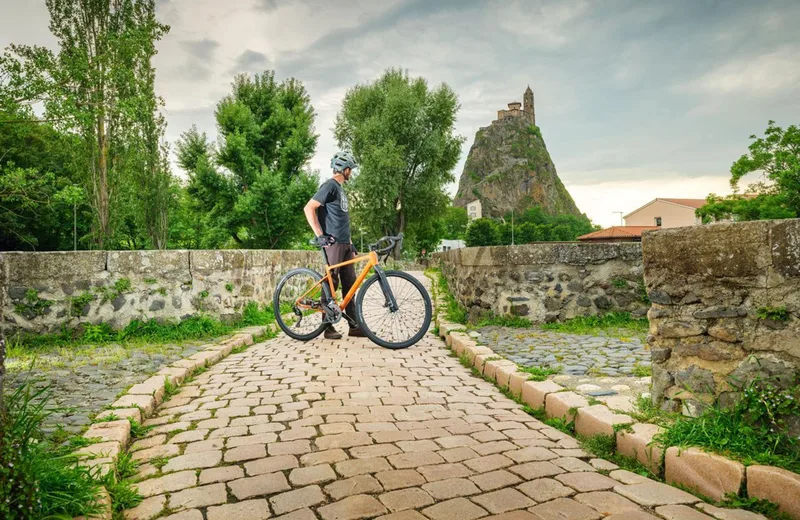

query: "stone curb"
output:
432 308 800 519
70 323 278 519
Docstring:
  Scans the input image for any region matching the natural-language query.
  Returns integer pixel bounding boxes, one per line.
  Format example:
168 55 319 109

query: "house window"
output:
655 217 662 227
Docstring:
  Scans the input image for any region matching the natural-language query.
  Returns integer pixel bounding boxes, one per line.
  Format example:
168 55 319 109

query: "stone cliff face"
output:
453 116 583 218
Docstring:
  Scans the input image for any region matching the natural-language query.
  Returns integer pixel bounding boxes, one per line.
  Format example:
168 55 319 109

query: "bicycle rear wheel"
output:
273 268 328 341
355 270 432 349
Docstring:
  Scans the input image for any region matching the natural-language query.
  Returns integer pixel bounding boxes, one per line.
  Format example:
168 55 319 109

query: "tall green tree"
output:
0 0 170 248
0 106 90 251
177 72 319 248
465 218 500 247
441 206 468 240
697 121 799 222
334 69 464 254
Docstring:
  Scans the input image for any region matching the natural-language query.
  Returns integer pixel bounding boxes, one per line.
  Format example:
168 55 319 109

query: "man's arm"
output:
304 199 324 237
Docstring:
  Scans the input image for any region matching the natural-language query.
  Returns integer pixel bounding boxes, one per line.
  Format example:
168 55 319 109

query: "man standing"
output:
303 151 366 340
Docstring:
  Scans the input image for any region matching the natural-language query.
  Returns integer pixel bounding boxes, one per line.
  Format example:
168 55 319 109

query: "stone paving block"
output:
528 497 601 520
300 449 349 466
521 381 563 411
472 488 535 514
336 457 393 477
573 405 633 438
269 440 311 456
325 475 384 500
696 503 769 520
375 469 426 490
746 464 800 520
168 430 207 444
612 481 700 507
388 451 445 469
270 485 326 515
482 513 537 520
544 391 589 422
464 454 514 473
135 471 197 498
556 472 619 492
378 512 429 520
206 499 270 520
225 444 268 463
655 505 715 520
440 447 480 463
229 472 291 500
615 423 664 475
131 443 180 462
379 487 435 512
316 432 372 450
421 497 489 520
183 438 225 454
318 494 388 520
573 491 643 516
552 457 595 473
162 450 222 473
604 512 660 520
352 444 403 459
504 447 558 463
84 420 131 446
517 477 575 502
508 373 527 398
123 494 165 520
289 463 337 486
163 510 203 520
422 478 481 500
508 461 564 480
199 465 245 484
130 435 167 452
168 483 227 510
665 447 745 502
418 463 473 482
114 394 157 416
494 364 517 389
76 441 122 461
469 470 521 491
274 508 318 520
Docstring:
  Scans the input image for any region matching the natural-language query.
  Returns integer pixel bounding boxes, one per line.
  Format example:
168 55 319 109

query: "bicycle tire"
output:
355 270 432 349
273 268 328 341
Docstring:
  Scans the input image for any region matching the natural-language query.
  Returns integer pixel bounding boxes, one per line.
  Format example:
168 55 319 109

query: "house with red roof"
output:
623 198 707 228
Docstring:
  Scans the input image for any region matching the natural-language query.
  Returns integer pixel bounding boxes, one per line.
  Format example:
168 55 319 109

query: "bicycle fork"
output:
373 265 399 312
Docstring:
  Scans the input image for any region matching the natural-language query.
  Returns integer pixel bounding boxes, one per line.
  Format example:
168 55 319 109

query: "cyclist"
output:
303 151 366 340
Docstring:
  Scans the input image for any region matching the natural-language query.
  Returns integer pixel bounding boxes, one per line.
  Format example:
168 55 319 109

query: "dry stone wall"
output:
433 243 649 323
642 219 800 415
1 249 323 334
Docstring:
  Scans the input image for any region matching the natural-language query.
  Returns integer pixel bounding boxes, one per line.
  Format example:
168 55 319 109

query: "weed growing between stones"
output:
162 378 179 401
718 493 792 520
655 377 800 473
13 289 53 318
128 420 152 439
104 451 142 515
756 306 790 322
520 365 561 381
631 363 652 377
0 383 106 519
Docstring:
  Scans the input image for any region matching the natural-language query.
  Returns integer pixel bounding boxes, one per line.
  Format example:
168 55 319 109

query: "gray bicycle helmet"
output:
331 151 357 172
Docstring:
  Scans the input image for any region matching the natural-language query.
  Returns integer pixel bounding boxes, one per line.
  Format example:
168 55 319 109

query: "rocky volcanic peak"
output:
453 115 582 218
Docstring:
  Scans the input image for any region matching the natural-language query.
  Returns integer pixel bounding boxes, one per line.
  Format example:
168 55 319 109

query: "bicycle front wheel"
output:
355 270 432 349
273 268 328 341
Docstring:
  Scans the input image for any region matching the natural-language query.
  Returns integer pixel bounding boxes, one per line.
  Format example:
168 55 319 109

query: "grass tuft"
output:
540 312 648 337
520 365 561 381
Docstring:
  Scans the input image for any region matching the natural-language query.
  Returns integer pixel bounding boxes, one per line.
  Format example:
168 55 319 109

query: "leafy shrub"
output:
656 377 800 472
69 292 95 316
465 218 500 247
756 306 790 322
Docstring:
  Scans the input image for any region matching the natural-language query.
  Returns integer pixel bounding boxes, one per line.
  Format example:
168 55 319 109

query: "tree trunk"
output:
96 115 109 249
393 205 406 259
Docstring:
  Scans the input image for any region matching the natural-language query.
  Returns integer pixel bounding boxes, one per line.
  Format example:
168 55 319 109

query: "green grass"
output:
631 363 652 377
655 378 800 473
520 365 561 381
540 312 648 337
9 302 278 358
471 314 532 328
1 383 107 519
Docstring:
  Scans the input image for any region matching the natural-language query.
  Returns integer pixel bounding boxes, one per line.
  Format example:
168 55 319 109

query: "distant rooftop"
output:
578 226 659 241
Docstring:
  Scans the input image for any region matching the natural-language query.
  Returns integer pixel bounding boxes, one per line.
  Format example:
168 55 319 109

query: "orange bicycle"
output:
272 234 432 349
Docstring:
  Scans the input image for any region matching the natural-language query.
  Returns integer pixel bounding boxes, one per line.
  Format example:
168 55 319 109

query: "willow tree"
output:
334 68 464 254
0 0 170 248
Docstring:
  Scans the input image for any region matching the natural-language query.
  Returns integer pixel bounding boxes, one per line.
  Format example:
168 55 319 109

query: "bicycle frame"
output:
294 249 380 313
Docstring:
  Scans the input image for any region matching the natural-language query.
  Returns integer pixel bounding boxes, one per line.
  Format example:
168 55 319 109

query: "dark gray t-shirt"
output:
313 178 351 243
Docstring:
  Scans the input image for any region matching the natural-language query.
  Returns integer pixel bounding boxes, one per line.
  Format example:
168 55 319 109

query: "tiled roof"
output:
659 198 707 209
577 226 659 240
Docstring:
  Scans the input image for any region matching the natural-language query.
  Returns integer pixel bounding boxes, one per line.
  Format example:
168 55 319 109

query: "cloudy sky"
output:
3 0 799 227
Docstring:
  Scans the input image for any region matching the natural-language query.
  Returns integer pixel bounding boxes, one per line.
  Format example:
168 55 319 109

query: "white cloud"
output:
495 0 591 48
679 46 800 96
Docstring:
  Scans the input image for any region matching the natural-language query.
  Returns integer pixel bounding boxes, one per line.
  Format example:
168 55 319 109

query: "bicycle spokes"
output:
359 273 428 344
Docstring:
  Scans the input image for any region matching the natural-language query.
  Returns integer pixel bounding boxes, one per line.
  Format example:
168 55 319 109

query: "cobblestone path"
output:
125 275 757 520
478 327 649 377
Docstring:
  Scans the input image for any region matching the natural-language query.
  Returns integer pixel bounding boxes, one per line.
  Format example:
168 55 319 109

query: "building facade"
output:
496 85 535 124
466 199 482 221
624 198 705 228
